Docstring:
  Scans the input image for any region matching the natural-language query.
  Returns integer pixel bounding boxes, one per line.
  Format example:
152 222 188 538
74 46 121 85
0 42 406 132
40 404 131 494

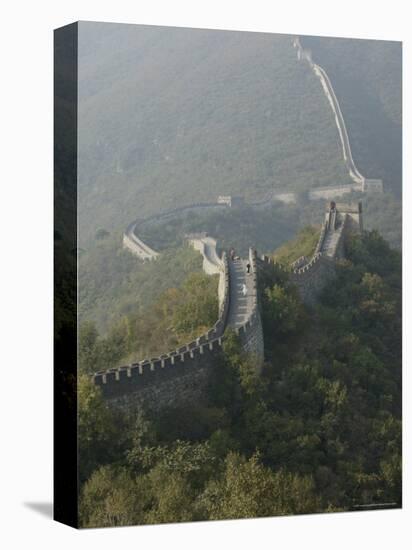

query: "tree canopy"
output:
78 229 401 527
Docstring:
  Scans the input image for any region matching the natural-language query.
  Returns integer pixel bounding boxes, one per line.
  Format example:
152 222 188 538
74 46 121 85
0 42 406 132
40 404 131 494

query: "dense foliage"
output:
78 229 401 527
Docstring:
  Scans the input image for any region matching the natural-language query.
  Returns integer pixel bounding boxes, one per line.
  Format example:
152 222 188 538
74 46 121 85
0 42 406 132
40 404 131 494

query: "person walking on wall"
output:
241 283 247 296
246 262 251 274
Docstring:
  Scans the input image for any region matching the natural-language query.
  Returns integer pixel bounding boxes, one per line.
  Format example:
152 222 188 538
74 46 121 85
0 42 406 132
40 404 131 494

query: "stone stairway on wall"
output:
322 223 343 257
227 259 254 329
225 255 264 365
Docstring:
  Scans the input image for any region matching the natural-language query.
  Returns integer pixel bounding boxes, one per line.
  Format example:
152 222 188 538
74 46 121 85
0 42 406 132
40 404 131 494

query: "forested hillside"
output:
77 23 351 244
79 268 218 374
78 239 209 333
78 228 401 527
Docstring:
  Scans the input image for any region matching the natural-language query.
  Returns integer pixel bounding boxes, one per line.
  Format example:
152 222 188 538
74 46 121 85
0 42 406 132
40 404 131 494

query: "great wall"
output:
93 34 374 411
93 200 363 412
292 37 383 197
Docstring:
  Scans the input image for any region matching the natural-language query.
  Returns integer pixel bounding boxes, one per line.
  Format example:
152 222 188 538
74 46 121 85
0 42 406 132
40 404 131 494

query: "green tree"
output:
200 452 320 519
79 465 148 528
78 321 99 374
78 375 119 482
264 283 304 334
172 272 219 338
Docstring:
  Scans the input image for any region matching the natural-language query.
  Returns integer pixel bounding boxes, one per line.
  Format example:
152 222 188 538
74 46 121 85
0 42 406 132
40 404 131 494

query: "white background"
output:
0 0 410 547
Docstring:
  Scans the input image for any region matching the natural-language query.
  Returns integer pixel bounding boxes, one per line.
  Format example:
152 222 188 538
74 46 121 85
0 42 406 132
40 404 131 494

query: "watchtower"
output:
326 201 363 233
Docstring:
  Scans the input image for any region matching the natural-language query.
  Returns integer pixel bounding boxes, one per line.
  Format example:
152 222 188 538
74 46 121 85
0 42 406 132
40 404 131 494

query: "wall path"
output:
293 37 383 195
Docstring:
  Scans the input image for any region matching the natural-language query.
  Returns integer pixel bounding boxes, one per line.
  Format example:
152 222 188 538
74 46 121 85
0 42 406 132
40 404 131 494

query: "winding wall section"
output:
123 220 159 260
293 37 383 193
258 202 361 304
122 203 227 261
93 202 361 411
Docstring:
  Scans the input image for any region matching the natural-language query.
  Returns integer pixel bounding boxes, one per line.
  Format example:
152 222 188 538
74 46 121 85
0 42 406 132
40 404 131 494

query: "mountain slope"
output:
77 23 351 244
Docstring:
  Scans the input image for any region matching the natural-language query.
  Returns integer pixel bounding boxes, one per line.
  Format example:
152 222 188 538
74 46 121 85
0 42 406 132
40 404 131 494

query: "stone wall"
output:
334 201 363 233
258 204 358 305
290 254 337 304
293 36 384 192
123 188 375 264
123 202 227 260
272 192 297 204
308 184 363 200
94 338 223 413
188 236 223 277
363 179 384 193
258 249 336 305
272 182 381 205
97 202 361 412
92 246 266 410
92 253 230 412
123 220 159 260
292 208 356 302
232 248 264 369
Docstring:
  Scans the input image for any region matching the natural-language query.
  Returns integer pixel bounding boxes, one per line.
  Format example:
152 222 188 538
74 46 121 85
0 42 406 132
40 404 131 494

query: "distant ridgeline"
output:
93 201 363 412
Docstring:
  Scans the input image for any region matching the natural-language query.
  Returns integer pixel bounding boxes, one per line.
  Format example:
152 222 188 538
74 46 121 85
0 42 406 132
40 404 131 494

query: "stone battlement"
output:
93 252 230 408
94 202 361 411
258 203 357 304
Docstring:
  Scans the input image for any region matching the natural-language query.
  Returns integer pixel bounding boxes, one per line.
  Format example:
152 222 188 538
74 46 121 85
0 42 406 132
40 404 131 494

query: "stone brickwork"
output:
290 253 337 304
94 339 222 413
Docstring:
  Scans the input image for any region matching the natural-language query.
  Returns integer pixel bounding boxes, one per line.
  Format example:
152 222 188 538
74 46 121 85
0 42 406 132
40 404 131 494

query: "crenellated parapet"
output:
258 254 288 271
289 253 336 304
257 202 360 304
93 335 225 411
92 251 230 410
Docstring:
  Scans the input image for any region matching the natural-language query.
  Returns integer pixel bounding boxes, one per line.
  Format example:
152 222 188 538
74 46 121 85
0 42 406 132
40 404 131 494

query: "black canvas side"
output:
54 22 78 528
